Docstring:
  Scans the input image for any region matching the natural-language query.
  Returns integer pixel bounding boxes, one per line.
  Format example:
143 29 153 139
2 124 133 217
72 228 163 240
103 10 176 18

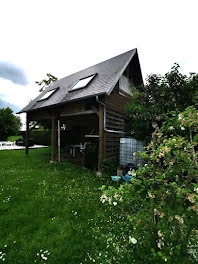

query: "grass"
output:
0 148 120 263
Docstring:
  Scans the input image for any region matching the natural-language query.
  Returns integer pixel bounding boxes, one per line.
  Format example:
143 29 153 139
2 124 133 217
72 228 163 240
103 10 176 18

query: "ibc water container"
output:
120 138 145 167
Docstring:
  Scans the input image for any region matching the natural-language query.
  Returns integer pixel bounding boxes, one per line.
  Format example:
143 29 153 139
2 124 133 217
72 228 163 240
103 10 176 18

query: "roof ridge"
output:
55 48 137 83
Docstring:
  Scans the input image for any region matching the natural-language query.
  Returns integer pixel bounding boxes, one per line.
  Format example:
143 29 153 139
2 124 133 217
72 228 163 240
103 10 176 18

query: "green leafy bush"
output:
29 130 51 146
126 64 198 142
100 157 119 175
98 107 198 263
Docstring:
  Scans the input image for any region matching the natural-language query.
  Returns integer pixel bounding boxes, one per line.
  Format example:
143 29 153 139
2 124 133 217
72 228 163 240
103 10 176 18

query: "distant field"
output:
0 148 129 263
7 136 21 142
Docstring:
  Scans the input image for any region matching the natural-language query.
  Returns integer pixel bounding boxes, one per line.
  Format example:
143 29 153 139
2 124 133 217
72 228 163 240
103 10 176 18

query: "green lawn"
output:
0 148 130 264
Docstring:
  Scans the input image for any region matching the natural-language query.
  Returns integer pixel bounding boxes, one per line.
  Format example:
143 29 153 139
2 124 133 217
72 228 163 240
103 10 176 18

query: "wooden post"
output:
51 117 57 162
58 119 61 162
25 113 30 156
98 104 104 172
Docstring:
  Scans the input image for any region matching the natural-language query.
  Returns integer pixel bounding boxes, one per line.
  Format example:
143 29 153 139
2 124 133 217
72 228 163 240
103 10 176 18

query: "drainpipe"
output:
96 96 125 134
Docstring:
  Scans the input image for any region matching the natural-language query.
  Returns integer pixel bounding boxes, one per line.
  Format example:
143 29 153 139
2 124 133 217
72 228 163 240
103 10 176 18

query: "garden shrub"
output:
97 107 198 263
100 157 119 175
30 130 51 146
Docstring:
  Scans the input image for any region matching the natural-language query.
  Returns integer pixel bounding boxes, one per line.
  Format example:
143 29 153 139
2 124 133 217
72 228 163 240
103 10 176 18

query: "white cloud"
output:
0 78 39 107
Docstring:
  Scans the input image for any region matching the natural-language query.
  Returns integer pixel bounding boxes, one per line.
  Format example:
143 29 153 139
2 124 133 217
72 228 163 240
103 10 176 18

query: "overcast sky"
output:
0 0 197 112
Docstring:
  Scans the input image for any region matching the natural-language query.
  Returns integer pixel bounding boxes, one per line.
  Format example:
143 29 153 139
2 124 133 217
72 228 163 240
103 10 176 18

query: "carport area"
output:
25 97 102 171
58 109 99 169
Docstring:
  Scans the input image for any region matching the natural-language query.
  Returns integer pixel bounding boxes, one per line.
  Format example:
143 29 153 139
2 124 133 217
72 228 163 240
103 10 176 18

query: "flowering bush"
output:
127 169 136 177
99 107 198 263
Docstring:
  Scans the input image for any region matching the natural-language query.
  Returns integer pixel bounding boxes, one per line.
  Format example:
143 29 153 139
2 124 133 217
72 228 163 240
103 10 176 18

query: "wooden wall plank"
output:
51 118 57 162
104 93 127 160
98 105 104 171
25 113 30 156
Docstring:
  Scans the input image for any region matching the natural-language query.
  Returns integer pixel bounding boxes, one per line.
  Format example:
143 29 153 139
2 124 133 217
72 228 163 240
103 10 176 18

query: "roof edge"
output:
106 49 137 96
17 92 107 114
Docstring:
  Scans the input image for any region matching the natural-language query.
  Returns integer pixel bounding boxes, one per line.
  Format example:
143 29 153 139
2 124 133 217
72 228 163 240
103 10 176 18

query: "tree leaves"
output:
35 73 58 92
0 107 21 140
126 64 198 142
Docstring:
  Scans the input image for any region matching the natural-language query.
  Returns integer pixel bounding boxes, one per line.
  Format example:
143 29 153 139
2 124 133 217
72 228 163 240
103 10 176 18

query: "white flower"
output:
148 192 155 199
132 238 137 244
100 193 108 202
158 230 163 238
157 239 164 249
154 208 158 215
169 126 174 130
175 215 184 224
178 114 183 120
180 126 185 130
128 169 136 177
157 242 161 249
113 202 117 206
194 187 198 193
129 236 137 244
41 253 48 260
187 193 196 203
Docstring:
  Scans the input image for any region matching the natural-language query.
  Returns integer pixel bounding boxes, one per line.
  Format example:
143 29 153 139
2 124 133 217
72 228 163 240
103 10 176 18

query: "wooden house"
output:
18 49 143 171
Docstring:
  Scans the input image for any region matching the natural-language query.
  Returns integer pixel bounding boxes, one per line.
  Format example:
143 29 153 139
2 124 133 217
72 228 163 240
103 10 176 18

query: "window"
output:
38 88 58 101
70 74 95 92
119 74 133 96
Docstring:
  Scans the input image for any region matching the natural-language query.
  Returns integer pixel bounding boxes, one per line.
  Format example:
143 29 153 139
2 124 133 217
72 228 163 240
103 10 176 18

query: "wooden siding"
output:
105 132 123 158
104 88 130 159
105 108 125 158
61 101 85 115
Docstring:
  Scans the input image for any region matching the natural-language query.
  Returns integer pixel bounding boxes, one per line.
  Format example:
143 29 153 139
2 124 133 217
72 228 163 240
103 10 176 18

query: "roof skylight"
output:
70 74 95 92
38 88 58 101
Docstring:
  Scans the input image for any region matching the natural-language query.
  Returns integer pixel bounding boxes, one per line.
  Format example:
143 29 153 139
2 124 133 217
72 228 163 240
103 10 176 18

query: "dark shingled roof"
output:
19 48 142 113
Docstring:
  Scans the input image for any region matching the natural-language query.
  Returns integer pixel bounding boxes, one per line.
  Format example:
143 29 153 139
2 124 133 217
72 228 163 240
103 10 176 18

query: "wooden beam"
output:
51 117 57 162
98 104 104 172
91 106 99 116
29 121 39 132
58 120 61 162
60 110 95 117
25 113 30 156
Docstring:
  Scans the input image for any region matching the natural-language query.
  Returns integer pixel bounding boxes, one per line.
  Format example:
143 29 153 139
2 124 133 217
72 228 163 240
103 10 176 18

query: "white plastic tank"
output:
120 138 145 166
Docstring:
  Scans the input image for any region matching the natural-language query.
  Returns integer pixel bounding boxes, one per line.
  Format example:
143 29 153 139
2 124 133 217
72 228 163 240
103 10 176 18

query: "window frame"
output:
69 74 96 92
37 87 59 102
